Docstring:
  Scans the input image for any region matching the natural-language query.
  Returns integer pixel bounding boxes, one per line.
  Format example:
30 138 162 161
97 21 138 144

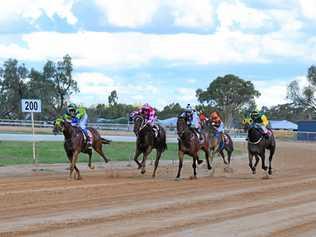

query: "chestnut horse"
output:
204 121 234 170
131 114 167 177
53 118 111 180
176 116 212 179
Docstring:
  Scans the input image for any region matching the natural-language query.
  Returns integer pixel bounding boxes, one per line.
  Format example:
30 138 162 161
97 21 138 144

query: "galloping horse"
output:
176 116 212 179
243 119 276 176
204 121 234 170
53 118 111 180
131 114 167 177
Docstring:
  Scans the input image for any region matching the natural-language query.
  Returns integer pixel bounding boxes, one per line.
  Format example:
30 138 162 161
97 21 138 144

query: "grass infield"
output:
0 141 243 166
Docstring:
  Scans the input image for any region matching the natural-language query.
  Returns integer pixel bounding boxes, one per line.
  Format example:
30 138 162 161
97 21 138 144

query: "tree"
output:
0 59 29 118
108 90 118 106
43 54 79 114
158 103 183 119
28 68 56 119
287 65 316 120
196 74 260 128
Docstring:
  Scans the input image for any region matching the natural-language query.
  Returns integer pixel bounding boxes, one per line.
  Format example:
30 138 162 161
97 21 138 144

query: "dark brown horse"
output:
244 121 276 176
176 116 212 179
131 114 167 177
204 121 234 171
53 118 111 180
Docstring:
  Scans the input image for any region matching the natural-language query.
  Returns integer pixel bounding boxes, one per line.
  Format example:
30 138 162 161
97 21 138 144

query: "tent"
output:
270 120 297 130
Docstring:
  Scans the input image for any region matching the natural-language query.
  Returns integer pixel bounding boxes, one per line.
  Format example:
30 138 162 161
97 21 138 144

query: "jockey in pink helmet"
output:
132 103 159 137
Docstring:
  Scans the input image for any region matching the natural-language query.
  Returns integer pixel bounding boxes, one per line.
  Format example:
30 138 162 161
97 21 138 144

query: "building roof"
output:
270 120 298 130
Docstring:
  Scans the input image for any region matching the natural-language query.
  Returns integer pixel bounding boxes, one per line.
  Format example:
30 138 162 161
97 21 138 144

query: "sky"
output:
0 0 315 109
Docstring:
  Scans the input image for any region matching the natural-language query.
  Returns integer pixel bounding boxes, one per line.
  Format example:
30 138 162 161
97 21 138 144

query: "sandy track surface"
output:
0 141 316 237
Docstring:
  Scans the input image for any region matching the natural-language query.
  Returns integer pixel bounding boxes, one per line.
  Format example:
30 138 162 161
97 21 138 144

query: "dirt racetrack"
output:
0 141 316 237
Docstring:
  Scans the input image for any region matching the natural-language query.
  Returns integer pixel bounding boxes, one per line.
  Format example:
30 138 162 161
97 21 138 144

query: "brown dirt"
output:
0 141 316 237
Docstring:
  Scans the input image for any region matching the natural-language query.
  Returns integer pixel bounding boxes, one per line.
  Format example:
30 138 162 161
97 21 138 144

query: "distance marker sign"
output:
21 99 41 113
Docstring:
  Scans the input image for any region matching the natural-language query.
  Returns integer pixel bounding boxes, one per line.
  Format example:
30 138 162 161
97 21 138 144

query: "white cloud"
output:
95 0 160 28
0 30 312 68
298 0 316 21
71 72 162 107
217 1 272 30
95 0 215 29
168 0 214 28
0 0 77 25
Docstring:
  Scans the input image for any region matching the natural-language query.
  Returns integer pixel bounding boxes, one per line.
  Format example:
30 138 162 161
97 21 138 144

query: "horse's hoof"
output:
175 177 181 181
189 176 197 180
89 165 95 170
197 160 203 165
152 174 156 178
207 166 212 170
77 176 82 180
141 170 146 174
268 170 272 175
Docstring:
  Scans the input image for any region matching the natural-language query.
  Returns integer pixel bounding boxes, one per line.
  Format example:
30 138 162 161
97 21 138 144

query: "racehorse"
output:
53 118 111 180
243 119 276 176
131 114 167 177
176 116 212 179
204 120 234 171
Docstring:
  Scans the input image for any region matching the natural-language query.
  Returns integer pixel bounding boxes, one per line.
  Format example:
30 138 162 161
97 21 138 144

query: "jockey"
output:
64 103 92 149
199 111 208 124
183 104 202 140
250 110 270 137
134 103 159 137
210 111 225 148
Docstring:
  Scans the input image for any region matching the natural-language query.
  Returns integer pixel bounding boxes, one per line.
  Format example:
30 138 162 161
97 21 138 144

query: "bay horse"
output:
244 121 276 176
176 116 212 179
131 114 167 177
53 118 111 180
204 121 234 171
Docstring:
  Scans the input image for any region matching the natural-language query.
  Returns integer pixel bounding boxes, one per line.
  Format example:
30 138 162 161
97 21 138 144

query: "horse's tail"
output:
101 137 111 144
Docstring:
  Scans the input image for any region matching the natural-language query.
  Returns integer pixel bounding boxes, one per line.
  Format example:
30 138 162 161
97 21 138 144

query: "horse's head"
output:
132 114 145 136
53 117 65 135
177 116 188 136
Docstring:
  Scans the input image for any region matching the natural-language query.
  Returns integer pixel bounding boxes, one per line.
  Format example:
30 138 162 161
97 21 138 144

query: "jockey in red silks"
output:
133 103 159 137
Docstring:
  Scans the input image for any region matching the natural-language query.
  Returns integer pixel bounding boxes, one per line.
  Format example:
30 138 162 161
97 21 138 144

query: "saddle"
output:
152 124 160 138
80 128 93 144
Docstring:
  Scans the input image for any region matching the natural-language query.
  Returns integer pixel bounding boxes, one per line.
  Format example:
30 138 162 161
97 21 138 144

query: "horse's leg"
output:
253 154 260 174
74 151 82 180
219 149 228 165
152 149 162 178
248 153 255 174
260 151 268 171
192 155 198 178
268 146 275 175
176 150 184 179
133 148 143 169
87 149 95 169
70 150 80 179
74 165 81 180
141 146 152 174
202 147 212 170
94 142 110 163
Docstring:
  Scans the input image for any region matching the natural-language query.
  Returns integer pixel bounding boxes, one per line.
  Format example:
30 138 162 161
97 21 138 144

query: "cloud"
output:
168 0 214 28
298 0 316 21
95 0 160 28
95 0 215 29
0 0 77 25
0 29 313 69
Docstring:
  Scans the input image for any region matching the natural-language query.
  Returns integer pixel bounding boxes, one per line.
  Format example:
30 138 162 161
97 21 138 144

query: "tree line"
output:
0 55 315 126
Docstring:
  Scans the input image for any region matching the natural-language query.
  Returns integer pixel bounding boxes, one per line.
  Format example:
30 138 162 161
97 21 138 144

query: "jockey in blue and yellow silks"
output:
64 103 92 149
249 110 270 137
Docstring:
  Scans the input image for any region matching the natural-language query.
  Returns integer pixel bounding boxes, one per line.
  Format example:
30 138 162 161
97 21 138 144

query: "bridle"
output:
133 115 147 136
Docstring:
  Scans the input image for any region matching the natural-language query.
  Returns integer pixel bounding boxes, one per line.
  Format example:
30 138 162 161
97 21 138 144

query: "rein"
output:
248 136 263 145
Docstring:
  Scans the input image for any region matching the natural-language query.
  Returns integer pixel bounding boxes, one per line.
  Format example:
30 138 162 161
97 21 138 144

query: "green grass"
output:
0 141 243 166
